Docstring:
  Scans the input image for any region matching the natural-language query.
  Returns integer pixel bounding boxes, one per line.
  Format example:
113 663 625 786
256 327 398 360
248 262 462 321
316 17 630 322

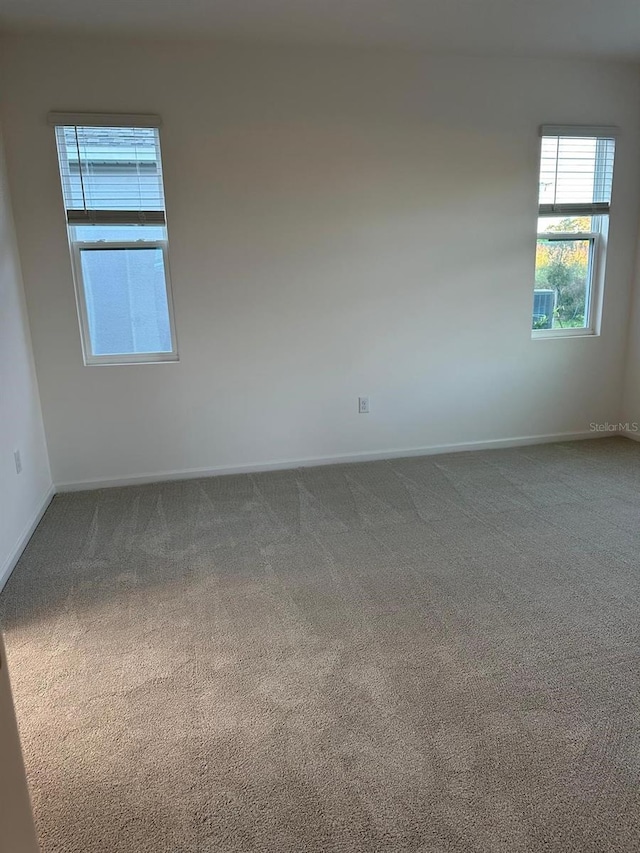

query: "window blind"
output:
48 112 161 128
54 124 166 225
538 127 617 216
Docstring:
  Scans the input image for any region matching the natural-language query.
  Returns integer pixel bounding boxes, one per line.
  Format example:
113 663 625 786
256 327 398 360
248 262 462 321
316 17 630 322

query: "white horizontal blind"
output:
54 125 166 225
48 112 161 128
538 129 616 216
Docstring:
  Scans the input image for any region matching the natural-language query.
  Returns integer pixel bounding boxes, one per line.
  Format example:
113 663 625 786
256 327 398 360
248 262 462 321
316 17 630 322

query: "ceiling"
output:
0 0 639 61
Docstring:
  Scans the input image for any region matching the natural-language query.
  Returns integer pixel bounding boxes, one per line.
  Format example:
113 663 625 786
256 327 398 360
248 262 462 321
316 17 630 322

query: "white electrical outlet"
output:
358 396 370 414
14 449 22 475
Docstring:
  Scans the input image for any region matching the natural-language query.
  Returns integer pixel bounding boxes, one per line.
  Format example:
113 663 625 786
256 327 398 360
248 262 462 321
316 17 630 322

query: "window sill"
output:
84 353 179 366
531 329 598 340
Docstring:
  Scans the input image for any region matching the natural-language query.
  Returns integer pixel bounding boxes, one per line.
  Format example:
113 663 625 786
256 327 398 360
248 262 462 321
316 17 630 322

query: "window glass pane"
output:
79 247 172 356
71 224 167 242
533 238 591 330
537 215 593 234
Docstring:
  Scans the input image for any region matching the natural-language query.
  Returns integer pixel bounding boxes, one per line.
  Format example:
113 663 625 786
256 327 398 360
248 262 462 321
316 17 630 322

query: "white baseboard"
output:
56 429 606 492
623 429 640 442
0 486 55 593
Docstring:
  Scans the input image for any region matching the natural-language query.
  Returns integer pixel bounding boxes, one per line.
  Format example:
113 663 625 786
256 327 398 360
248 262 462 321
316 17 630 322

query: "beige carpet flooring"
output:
2 437 640 852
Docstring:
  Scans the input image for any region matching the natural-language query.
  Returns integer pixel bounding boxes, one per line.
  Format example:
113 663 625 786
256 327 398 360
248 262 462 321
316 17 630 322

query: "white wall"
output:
0 119 52 583
1 35 639 488
622 231 640 431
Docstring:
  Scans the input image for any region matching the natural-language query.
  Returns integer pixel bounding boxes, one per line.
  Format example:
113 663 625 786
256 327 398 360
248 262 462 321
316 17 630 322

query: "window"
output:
49 113 177 364
532 125 617 336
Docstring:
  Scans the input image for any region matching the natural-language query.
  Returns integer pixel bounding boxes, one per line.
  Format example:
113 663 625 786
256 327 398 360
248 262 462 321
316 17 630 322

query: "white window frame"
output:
532 125 617 340
49 113 179 366
70 238 178 366
532 221 605 339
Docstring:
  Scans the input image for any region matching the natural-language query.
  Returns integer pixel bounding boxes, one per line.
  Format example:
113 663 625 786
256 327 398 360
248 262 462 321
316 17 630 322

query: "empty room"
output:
2 1 640 851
